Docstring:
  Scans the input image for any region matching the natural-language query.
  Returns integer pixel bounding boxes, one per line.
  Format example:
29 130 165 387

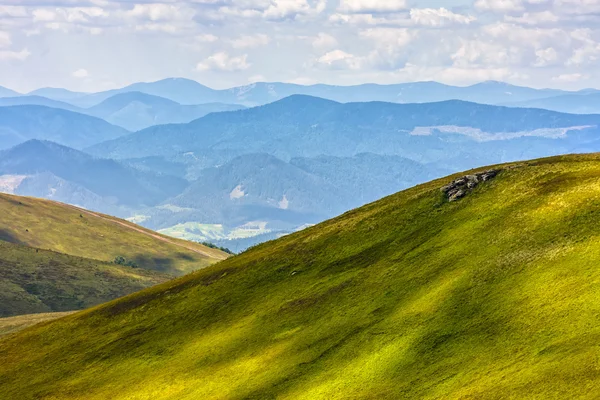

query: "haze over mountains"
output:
1 78 600 250
3 78 600 110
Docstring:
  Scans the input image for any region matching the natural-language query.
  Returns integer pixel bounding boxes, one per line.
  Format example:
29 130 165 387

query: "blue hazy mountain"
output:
0 95 82 112
30 79 590 108
27 87 88 102
220 80 569 107
0 86 20 98
0 105 129 150
85 91 246 131
506 93 600 114
87 95 600 167
0 140 187 209
41 78 217 108
168 152 446 223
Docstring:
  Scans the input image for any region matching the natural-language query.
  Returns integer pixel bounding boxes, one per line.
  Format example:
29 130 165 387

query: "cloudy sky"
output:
0 0 598 93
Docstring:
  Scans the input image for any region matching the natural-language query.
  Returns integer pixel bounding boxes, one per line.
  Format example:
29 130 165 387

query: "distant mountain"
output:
32 78 593 108
142 152 447 251
0 95 81 112
0 140 188 208
170 153 341 224
46 78 218 107
0 86 20 98
506 93 600 114
87 95 600 165
11 171 125 216
290 153 448 206
117 78 218 105
220 80 569 107
86 91 246 131
0 105 129 150
28 87 88 102
85 96 600 247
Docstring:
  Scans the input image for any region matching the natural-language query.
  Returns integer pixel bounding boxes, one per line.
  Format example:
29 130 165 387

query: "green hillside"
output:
0 192 228 276
0 312 75 337
3 154 600 399
0 241 171 317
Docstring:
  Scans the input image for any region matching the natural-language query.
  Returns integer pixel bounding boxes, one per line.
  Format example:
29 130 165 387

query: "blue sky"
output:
0 0 598 92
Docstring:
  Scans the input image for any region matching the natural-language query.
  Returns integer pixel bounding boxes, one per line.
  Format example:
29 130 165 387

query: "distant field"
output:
0 192 228 276
0 311 75 337
158 221 272 242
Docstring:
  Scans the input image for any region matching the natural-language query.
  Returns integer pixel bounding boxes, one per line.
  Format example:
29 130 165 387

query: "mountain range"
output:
0 105 128 150
507 92 600 114
85 92 246 131
87 95 600 165
3 94 600 250
0 140 188 211
4 79 600 111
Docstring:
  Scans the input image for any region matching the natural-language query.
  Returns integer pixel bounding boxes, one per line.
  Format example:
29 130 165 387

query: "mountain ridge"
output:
0 105 129 150
26 79 600 108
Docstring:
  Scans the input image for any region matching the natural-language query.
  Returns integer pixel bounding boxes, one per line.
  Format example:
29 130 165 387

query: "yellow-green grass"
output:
4 154 600 398
0 241 172 317
0 193 229 276
0 312 75 337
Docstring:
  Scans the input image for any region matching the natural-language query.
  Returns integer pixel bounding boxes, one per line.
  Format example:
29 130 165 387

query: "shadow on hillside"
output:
130 254 176 274
0 229 25 245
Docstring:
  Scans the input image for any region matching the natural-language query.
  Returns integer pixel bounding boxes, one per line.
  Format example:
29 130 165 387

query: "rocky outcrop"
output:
441 169 500 202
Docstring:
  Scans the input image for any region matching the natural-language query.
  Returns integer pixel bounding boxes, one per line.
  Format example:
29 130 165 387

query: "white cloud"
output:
567 29 600 66
0 32 11 48
1 0 600 92
32 9 56 22
534 47 558 66
125 4 189 22
552 73 589 82
316 49 362 69
312 32 338 50
230 34 270 49
72 68 89 78
360 28 413 47
216 0 326 21
195 34 218 43
338 0 408 13
196 52 251 71
0 48 30 61
0 6 27 17
474 0 525 13
505 11 559 25
410 8 476 27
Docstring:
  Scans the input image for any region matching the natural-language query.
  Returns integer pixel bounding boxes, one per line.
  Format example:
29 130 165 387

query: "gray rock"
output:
441 169 500 202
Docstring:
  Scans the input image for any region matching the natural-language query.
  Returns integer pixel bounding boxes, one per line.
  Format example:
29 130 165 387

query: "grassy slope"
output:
3 154 600 398
0 193 228 276
0 312 75 337
0 241 172 317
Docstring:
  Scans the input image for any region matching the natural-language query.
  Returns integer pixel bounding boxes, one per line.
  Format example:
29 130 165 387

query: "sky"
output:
0 0 598 93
